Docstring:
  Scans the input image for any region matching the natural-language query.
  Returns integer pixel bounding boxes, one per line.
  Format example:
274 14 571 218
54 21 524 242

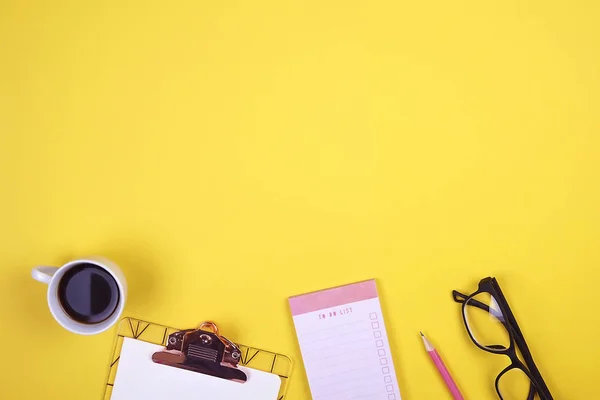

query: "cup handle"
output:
32 266 59 284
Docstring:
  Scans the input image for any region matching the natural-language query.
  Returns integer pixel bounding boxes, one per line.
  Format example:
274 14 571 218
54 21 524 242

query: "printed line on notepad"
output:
309 364 386 382
299 328 380 343
296 319 368 336
305 346 386 362
311 371 383 389
301 337 377 354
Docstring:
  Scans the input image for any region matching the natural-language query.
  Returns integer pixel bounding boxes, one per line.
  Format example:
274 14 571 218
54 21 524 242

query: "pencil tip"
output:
419 331 424 337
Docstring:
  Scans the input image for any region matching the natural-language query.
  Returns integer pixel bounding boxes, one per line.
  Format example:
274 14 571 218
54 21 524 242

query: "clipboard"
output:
103 317 292 399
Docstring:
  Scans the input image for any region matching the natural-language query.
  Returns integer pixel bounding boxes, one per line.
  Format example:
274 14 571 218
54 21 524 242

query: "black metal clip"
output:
152 321 247 383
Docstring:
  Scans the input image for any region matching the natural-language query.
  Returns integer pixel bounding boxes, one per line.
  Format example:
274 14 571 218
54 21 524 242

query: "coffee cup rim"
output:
47 258 126 335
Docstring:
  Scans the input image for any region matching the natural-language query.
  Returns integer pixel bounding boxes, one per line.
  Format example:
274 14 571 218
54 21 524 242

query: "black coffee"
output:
58 264 120 324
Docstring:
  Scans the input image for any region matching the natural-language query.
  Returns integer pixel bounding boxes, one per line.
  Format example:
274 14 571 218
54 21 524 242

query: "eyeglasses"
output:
452 277 553 400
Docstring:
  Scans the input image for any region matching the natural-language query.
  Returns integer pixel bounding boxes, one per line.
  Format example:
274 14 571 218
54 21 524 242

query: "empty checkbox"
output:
371 321 380 329
374 331 382 338
382 367 390 374
376 340 384 347
380 357 388 365
370 312 378 320
386 385 394 392
378 349 386 356
388 395 396 400
384 376 392 383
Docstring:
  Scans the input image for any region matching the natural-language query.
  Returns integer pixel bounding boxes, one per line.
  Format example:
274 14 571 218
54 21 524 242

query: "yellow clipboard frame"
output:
103 317 293 399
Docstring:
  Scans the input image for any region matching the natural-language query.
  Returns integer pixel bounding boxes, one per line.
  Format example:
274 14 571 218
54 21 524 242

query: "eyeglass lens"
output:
464 293 510 351
497 367 533 400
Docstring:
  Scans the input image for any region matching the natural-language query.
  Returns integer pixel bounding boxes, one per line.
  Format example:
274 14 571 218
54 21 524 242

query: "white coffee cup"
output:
32 256 127 335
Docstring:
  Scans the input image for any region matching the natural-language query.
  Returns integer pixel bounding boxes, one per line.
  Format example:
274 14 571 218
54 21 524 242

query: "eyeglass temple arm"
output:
491 289 554 400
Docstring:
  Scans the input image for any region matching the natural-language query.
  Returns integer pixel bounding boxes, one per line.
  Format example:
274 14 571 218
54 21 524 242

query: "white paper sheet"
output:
110 338 281 400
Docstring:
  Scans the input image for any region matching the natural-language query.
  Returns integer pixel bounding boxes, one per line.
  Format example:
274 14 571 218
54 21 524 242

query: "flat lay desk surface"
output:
1 1 599 398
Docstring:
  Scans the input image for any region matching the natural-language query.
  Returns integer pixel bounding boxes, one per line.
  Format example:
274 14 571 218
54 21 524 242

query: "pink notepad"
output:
289 280 401 400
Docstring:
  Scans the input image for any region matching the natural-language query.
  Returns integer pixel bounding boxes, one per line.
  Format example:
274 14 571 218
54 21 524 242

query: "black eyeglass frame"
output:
452 277 553 400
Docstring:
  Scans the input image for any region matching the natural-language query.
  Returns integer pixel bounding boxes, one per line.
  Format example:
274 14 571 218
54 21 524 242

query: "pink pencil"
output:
420 332 465 400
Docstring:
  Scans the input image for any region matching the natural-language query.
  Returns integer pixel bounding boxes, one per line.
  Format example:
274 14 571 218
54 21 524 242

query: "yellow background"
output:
1 0 598 398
